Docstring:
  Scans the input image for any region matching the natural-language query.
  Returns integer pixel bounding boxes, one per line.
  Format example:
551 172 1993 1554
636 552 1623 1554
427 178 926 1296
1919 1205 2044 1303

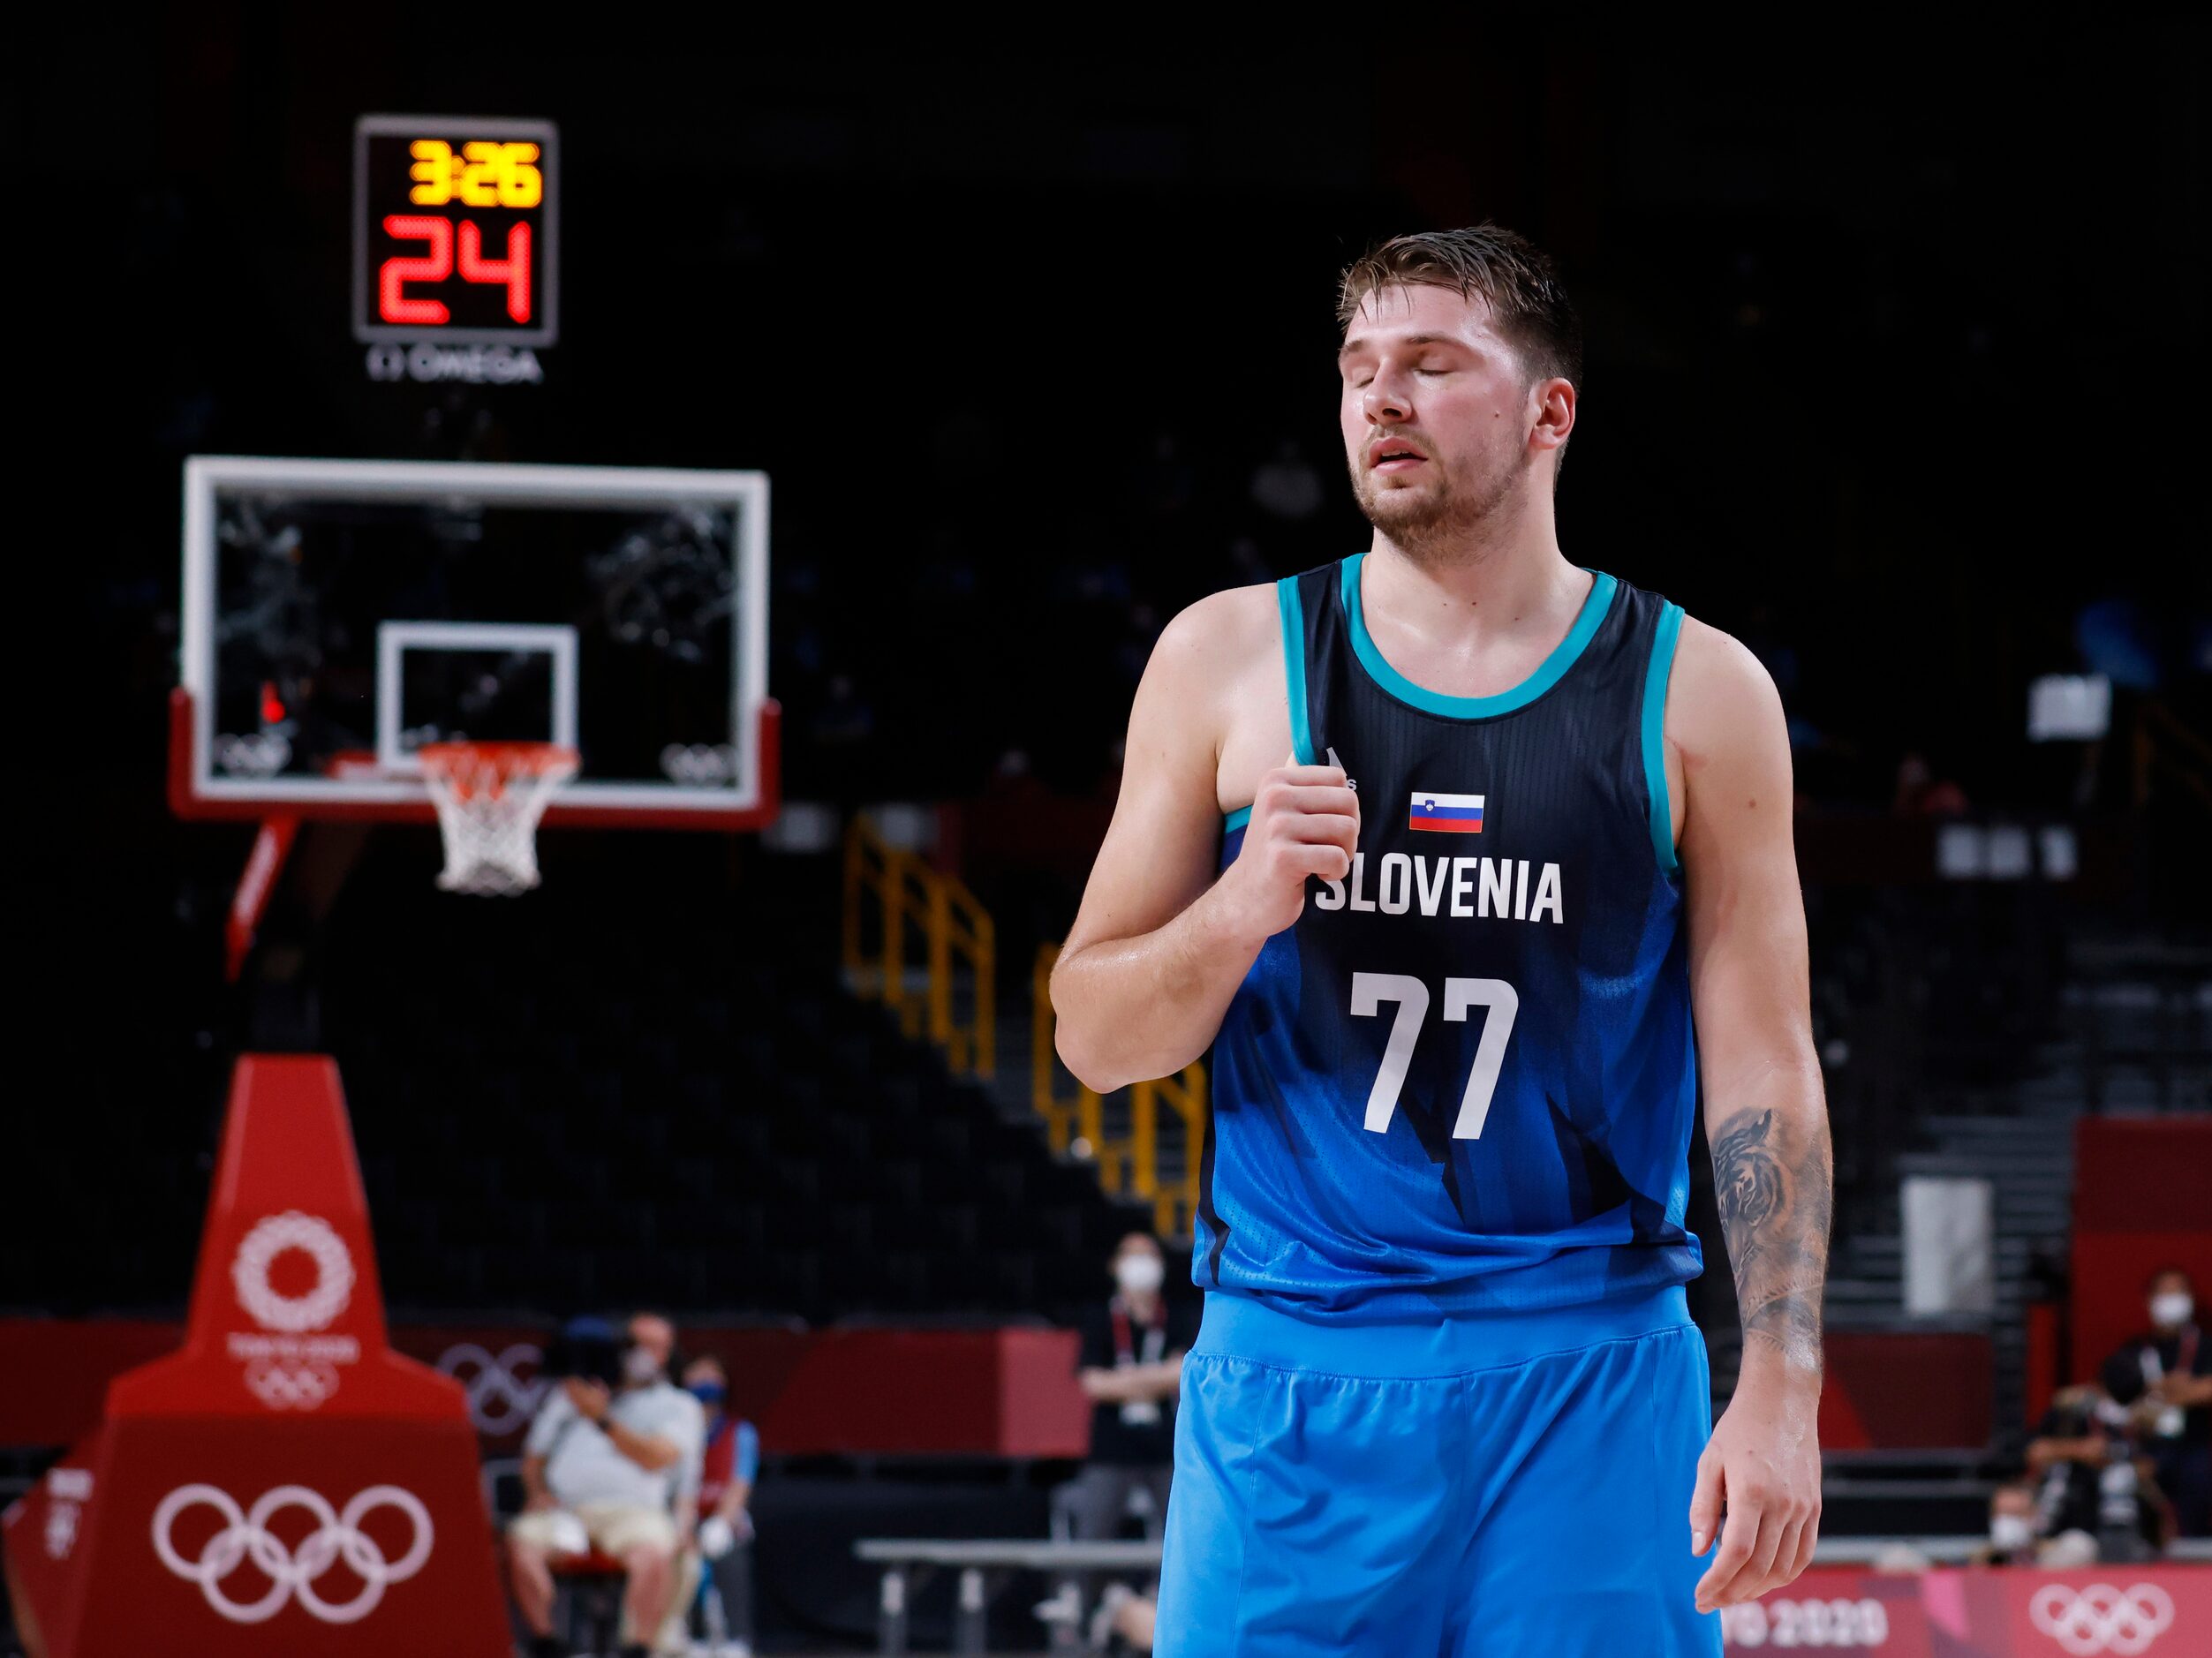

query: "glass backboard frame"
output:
170 456 777 830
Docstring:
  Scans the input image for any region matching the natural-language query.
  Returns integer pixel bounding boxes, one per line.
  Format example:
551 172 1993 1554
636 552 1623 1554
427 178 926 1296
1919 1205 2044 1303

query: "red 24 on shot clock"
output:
353 116 559 346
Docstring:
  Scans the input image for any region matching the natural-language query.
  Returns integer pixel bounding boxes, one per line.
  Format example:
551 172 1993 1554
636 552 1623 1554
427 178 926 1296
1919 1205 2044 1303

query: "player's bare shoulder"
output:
1666 617 1786 759
1132 583 1290 815
1662 614 1793 853
1144 583 1280 703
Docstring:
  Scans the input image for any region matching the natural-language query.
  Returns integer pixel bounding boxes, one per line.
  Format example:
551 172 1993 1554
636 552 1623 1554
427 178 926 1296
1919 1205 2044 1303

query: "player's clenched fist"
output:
1219 764 1360 941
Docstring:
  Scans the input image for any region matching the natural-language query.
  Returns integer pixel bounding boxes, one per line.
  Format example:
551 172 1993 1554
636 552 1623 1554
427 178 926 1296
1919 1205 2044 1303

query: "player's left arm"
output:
1668 617 1831 1614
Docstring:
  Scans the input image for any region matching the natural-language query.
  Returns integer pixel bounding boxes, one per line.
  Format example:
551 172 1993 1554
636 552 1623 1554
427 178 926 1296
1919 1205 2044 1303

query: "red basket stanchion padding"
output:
416 742 578 895
0 1056 510 1656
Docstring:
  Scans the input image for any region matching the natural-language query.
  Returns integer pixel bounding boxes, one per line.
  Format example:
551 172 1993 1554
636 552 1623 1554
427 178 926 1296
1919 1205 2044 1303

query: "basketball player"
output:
1053 226 1829 1654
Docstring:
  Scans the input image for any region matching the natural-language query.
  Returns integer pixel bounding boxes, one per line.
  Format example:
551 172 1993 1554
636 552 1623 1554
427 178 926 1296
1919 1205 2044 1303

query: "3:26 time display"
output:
352 116 559 346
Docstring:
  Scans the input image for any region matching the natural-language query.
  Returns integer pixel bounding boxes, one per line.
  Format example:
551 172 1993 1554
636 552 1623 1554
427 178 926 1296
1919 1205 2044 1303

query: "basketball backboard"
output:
171 457 775 829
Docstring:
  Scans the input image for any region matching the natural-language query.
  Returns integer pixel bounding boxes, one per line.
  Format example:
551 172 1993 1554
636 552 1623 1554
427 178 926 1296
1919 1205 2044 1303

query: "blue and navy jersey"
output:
1198 554 1702 1319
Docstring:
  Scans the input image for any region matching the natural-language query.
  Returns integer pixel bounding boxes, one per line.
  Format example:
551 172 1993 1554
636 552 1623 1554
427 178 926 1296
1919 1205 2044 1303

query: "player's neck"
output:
1363 510 1582 655
1366 471 1567 614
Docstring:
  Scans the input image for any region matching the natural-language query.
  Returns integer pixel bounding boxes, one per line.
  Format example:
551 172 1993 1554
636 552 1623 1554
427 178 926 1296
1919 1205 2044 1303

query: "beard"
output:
1348 444 1525 565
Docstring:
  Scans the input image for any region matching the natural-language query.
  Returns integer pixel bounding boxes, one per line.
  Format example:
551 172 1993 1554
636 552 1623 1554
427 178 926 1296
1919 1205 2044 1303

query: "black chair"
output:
550 1550 629 1658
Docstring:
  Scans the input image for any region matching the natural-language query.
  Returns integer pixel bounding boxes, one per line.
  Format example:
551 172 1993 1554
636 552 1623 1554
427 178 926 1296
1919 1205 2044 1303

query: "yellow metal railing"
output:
843 817 995 1078
1129 1065 1207 1240
1032 944 1086 1155
842 834 1200 1238
1035 943 1207 1240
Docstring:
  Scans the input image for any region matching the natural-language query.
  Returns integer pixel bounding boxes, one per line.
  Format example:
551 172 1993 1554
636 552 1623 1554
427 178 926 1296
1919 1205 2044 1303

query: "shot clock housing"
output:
352 115 559 346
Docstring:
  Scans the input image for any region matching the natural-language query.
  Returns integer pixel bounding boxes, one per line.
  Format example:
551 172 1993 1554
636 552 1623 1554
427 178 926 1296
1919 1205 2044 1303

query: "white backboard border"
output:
175 456 774 829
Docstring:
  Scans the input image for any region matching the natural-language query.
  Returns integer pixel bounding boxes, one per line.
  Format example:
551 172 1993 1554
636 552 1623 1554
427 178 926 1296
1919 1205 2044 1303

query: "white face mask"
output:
1989 1513 2034 1552
2150 1292 2193 1330
623 1345 662 1384
1114 1255 1166 1296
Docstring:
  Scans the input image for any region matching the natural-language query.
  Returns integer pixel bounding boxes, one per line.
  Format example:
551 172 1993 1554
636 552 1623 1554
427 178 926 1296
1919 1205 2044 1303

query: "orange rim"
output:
417 742 578 800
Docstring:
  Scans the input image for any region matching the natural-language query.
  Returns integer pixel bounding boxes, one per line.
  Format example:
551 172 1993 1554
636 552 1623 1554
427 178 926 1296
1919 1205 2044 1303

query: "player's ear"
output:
1528 376 1574 454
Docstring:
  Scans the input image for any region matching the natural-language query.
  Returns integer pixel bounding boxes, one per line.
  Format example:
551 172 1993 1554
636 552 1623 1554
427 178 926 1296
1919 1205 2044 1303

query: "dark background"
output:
16 11 2208 1292
18 4 2210 1300
32 18 2208 819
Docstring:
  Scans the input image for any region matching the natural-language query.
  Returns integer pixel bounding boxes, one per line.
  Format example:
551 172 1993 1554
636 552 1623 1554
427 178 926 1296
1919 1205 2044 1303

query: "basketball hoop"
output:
416 742 578 896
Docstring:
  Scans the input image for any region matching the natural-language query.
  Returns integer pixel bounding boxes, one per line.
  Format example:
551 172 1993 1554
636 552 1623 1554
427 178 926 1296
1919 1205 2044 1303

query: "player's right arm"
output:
519 1389 569 1511
520 1453 555 1512
1052 588 1356 1094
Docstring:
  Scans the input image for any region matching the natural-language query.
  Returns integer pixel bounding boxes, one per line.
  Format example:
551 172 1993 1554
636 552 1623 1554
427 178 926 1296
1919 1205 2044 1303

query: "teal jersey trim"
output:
1222 579 1309 834
1340 554 1619 720
1277 575 1317 765
1642 600 1687 874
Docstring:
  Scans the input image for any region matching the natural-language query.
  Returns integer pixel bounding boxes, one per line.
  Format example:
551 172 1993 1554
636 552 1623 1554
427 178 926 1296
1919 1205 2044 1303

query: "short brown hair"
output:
1337 224 1583 390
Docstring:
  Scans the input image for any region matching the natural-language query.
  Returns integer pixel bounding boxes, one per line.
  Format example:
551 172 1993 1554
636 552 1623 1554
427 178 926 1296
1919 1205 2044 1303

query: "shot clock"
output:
353 116 559 346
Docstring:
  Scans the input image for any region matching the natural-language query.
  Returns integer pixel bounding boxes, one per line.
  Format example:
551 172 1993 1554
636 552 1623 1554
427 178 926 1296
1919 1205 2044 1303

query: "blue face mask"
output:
691 1382 728 1409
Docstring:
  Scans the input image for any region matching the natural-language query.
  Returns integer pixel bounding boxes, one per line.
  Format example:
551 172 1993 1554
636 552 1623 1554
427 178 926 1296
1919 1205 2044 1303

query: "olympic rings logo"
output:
660 742 739 785
436 1342 548 1435
152 1483 433 1624
215 731 293 778
2028 1583 2176 1655
231 1212 354 1333
243 1360 342 1410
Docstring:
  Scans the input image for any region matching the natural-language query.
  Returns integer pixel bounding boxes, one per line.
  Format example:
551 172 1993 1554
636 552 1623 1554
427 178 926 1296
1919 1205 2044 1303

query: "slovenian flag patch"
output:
1408 791 1484 833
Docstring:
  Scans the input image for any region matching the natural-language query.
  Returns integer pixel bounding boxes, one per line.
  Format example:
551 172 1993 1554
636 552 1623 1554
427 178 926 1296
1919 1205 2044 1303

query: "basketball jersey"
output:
1198 553 1702 1319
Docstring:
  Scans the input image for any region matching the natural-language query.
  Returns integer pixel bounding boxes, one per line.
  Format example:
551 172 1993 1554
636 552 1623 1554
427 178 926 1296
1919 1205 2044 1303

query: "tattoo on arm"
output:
1711 1105 1831 1370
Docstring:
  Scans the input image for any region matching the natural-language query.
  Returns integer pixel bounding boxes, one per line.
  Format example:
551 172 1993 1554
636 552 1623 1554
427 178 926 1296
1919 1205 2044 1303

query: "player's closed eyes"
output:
1343 360 1453 386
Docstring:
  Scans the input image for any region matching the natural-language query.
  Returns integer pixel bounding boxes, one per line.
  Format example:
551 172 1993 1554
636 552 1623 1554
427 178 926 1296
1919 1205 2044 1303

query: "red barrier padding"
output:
754 1326 1090 1457
385 1323 1089 1456
0 1323 183 1449
2072 1119 2212 1232
2024 1300 2059 1429
1819 1330 1994 1451
1721 1564 2212 1653
2070 1118 2212 1383
995 1328 1092 1458
1 1319 1093 1460
1 1056 509 1657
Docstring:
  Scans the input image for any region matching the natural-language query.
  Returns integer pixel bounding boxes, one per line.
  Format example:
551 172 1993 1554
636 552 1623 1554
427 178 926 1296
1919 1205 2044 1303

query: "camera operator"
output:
506 1313 706 1658
2020 1383 2172 1564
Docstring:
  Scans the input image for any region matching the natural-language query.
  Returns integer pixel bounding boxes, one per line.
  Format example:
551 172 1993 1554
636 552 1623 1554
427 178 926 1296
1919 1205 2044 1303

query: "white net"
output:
417 742 578 896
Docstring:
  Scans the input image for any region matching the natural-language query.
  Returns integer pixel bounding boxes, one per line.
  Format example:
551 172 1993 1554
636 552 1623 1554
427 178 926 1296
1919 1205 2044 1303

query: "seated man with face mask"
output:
1974 1481 2054 1567
1037 1235 1197 1642
1063 1232 1199 1541
507 1312 707 1658
2103 1268 2212 1538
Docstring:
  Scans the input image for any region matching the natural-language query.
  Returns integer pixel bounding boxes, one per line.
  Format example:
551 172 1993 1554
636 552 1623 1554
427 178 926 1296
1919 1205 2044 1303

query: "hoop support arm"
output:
226 816 299 983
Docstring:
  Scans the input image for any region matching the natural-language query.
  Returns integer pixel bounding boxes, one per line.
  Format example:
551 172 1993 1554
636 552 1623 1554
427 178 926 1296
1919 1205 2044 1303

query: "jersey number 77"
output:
1348 971 1520 1139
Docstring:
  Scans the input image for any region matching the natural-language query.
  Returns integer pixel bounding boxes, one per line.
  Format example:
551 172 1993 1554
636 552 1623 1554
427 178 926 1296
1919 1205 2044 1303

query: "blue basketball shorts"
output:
1155 1285 1721 1657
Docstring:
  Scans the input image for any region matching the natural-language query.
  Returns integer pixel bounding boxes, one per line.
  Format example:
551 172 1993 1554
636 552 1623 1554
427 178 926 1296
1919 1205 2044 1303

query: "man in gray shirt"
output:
507 1312 706 1658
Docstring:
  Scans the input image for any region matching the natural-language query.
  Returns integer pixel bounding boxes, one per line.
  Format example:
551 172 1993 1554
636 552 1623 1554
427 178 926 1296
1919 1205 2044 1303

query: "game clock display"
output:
353 116 559 345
